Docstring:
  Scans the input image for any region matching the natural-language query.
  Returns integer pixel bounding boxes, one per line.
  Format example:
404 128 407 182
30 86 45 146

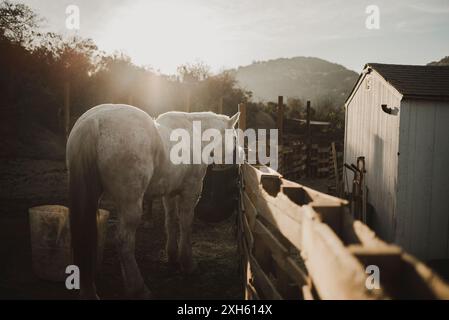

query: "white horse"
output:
66 104 239 299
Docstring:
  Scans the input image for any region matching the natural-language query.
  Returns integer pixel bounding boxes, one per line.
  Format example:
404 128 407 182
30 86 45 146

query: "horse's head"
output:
159 111 240 166
200 112 240 166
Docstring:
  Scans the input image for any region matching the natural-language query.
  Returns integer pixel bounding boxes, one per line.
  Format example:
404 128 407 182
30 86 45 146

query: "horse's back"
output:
69 104 162 199
69 104 158 156
72 104 152 129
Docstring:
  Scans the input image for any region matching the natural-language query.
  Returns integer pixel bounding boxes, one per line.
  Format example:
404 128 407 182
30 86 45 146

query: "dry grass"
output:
0 159 241 299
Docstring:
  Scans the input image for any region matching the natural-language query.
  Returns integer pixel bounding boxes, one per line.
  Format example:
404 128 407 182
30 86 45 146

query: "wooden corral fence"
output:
242 97 344 185
235 103 449 299
237 163 449 299
279 135 307 180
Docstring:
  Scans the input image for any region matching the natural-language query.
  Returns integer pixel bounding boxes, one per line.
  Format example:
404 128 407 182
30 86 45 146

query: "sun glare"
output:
97 1 221 73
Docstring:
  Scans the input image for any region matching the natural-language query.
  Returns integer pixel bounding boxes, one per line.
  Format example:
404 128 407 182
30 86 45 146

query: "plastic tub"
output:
29 205 109 281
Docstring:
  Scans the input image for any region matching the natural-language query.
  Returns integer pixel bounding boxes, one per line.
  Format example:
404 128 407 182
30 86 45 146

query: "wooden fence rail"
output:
238 162 449 300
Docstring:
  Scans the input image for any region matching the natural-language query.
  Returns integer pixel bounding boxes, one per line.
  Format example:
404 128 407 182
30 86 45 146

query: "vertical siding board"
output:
382 80 390 238
428 103 449 259
410 103 435 259
376 78 384 235
407 103 418 252
398 100 449 260
396 101 411 251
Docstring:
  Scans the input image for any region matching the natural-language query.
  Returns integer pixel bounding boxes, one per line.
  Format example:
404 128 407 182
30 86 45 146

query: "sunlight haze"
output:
14 0 449 74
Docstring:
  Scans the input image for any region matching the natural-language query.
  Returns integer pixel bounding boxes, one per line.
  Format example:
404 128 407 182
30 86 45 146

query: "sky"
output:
14 0 449 74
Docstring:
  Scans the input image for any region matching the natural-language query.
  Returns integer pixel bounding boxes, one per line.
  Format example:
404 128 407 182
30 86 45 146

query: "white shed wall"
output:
396 99 449 260
344 72 402 241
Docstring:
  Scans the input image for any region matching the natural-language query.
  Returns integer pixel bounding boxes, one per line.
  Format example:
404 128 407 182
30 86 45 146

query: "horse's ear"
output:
229 112 240 128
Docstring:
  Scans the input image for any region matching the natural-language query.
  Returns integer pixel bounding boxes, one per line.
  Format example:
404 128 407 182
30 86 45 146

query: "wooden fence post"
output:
306 100 311 177
331 142 340 196
277 96 284 145
277 96 284 173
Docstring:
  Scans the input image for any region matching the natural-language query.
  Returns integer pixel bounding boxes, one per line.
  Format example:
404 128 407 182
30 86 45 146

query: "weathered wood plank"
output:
240 163 449 300
351 220 389 248
301 206 382 299
243 163 347 233
244 181 303 252
239 187 245 213
348 244 402 298
284 181 348 236
248 164 282 196
400 253 449 299
242 164 303 251
249 254 283 300
254 219 288 258
302 285 314 300
246 282 259 300
242 212 254 250
242 190 257 229
253 219 309 287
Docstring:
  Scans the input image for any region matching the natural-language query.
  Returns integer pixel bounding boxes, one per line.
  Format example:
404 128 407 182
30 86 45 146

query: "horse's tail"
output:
67 119 102 298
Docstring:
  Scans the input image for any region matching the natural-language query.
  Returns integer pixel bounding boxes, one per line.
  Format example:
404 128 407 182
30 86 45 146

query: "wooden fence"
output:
238 99 344 184
237 162 449 299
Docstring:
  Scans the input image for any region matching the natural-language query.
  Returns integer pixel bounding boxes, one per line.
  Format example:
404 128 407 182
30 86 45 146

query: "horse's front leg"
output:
162 195 178 266
116 199 151 299
178 188 202 274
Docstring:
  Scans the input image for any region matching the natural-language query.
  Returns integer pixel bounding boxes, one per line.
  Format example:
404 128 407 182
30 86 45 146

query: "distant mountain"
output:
231 57 359 107
428 56 449 66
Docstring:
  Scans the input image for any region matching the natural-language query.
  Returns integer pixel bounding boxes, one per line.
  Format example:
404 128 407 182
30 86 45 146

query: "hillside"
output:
231 57 358 107
428 56 449 66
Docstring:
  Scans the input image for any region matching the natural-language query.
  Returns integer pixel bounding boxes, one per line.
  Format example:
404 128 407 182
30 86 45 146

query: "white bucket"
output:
29 205 109 282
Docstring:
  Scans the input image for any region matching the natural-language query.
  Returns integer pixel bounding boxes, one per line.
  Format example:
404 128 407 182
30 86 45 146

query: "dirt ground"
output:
0 158 242 299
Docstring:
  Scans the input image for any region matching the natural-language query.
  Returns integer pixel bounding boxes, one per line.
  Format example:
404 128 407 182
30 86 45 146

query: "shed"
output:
344 63 449 261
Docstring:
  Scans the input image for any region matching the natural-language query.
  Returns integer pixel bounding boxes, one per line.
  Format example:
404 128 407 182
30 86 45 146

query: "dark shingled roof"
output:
366 63 449 100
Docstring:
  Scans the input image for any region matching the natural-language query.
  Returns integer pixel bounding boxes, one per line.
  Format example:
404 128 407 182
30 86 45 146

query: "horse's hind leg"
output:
116 199 151 299
178 189 202 274
162 196 178 266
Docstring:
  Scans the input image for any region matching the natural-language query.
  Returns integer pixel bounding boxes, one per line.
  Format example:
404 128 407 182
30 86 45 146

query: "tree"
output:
0 0 42 47
177 61 211 83
286 98 304 119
